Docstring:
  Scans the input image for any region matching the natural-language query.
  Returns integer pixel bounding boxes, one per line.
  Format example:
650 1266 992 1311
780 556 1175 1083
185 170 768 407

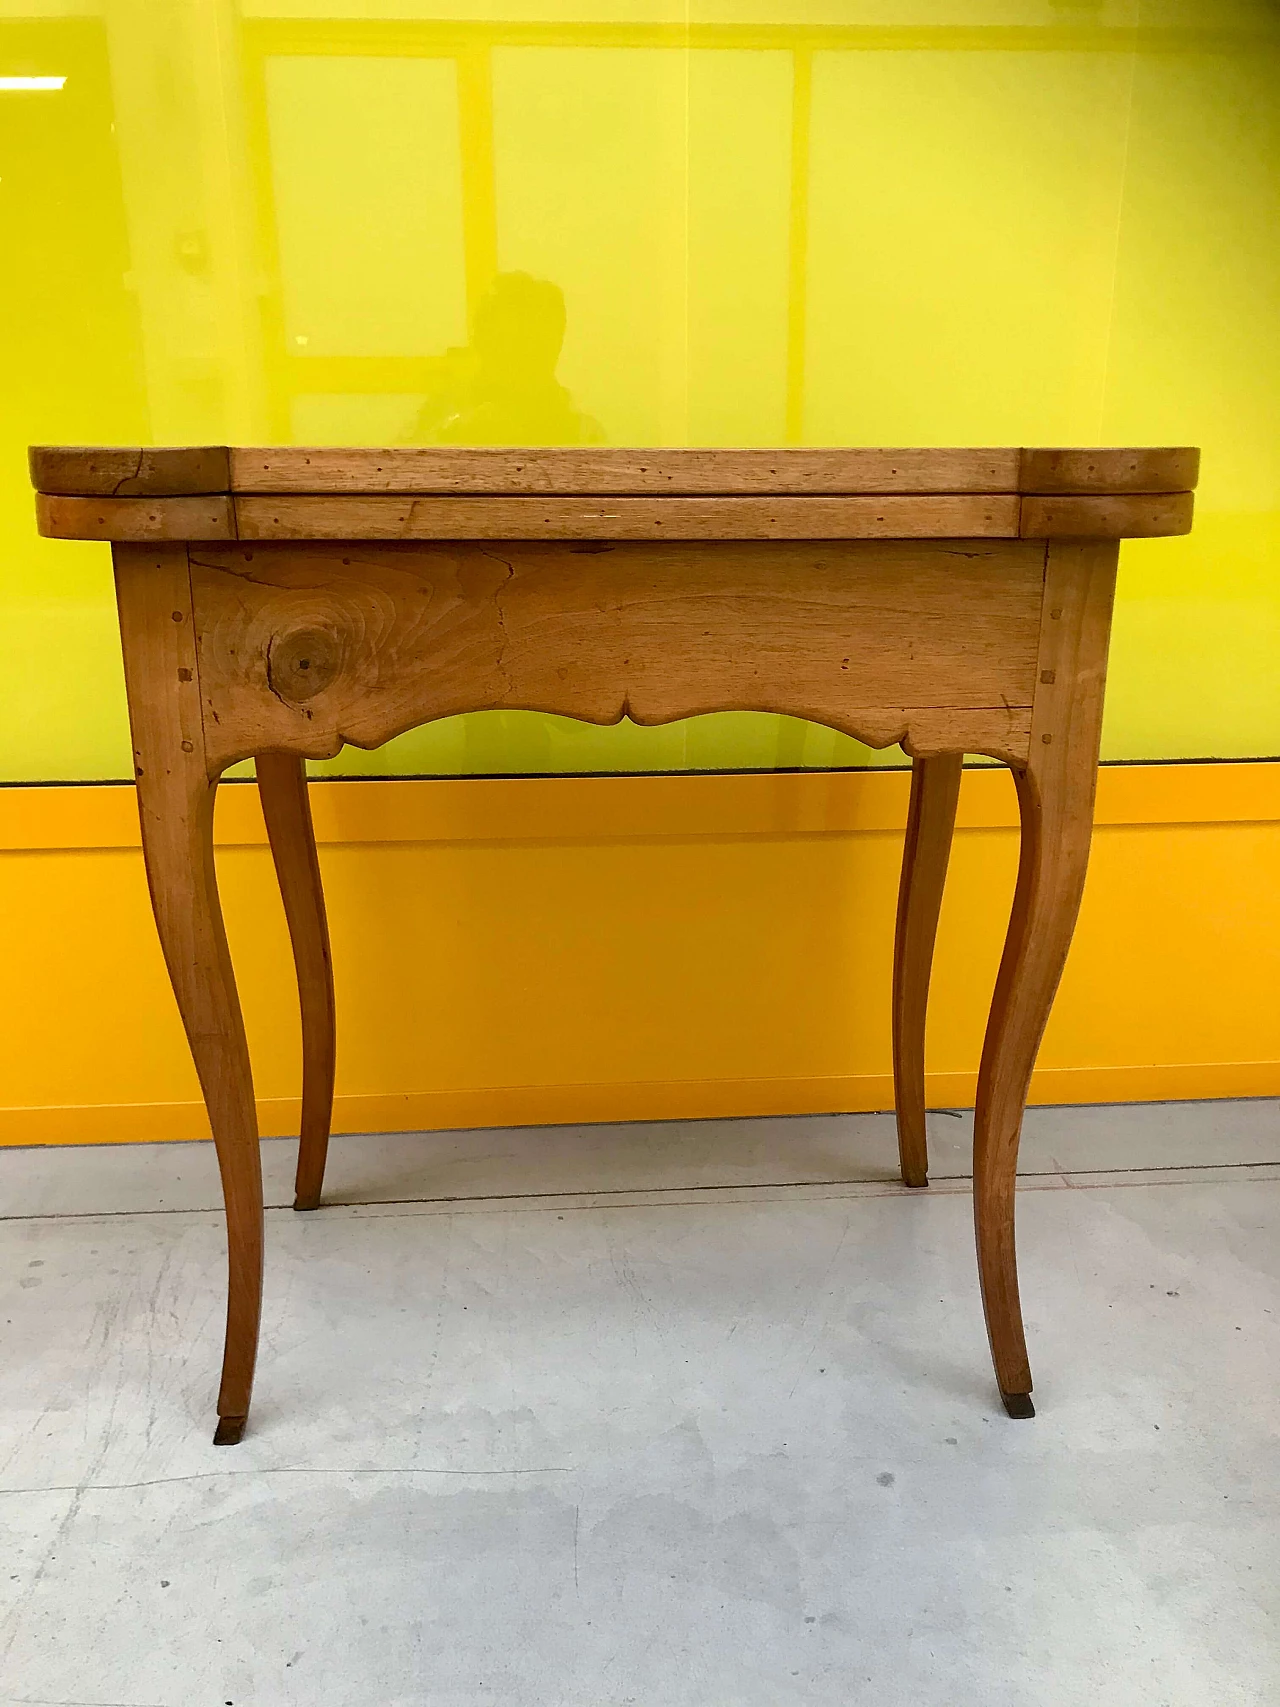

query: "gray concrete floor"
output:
1 1101 1278 1706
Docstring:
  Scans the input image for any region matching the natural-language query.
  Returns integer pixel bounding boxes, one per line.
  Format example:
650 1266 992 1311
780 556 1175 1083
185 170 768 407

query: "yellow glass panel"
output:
804 47 1133 446
0 2 1276 780
686 49 792 447
492 45 688 445
0 16 141 783
1099 35 1280 759
266 54 467 361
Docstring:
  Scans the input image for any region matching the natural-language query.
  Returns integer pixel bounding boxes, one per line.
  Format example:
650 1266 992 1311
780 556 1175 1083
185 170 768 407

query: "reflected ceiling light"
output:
0 77 67 91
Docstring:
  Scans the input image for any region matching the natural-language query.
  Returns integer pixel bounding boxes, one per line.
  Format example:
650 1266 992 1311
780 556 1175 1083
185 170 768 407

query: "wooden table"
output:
32 443 1198 1443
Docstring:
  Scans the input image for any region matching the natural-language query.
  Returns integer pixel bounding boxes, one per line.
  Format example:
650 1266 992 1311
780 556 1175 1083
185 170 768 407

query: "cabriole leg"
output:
115 545 263 1446
892 752 963 1187
973 540 1117 1417
256 751 337 1212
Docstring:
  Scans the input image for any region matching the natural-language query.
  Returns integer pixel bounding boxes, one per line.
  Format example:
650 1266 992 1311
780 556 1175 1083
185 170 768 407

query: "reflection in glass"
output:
415 272 603 447
0 4 1276 779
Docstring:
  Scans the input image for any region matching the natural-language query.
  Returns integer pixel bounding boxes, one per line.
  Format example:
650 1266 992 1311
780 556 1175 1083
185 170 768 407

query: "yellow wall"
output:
3 6 1278 1139
2 2 1278 780
3 765 1277 1145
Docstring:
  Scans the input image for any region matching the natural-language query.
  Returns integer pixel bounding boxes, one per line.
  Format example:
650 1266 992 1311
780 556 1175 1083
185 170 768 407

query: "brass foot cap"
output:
1001 1391 1035 1419
213 1415 246 1446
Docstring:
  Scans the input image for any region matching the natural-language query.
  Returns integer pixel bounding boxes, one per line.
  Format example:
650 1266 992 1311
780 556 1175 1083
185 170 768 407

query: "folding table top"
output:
30 445 1198 543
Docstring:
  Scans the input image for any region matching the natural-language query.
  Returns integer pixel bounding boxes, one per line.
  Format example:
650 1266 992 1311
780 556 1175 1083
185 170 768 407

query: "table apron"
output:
184 537 1048 773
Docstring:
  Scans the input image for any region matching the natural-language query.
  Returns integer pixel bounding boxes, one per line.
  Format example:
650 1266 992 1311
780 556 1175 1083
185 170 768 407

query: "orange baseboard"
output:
2 762 1277 1148
3 760 1278 853
3 1062 1279 1149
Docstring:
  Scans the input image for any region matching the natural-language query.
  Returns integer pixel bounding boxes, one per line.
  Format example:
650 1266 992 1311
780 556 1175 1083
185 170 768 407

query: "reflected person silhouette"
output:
414 272 603 446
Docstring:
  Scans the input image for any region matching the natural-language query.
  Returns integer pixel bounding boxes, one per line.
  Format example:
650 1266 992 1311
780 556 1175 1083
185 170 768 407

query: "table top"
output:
31 445 1198 543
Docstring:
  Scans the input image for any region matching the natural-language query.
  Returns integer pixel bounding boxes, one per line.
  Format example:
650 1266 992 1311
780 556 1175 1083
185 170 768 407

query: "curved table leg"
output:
973 540 1117 1418
114 545 263 1446
256 753 336 1212
892 753 963 1187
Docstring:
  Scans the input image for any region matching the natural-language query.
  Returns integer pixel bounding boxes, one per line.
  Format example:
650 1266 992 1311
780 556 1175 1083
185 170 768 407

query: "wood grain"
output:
112 544 262 1445
33 489 1193 546
31 444 1200 502
233 493 1021 542
256 753 336 1214
30 445 231 497
38 493 236 541
892 753 963 1189
47 445 1189 1434
972 539 1120 1414
1019 491 1194 538
230 446 1022 496
1018 447 1198 495
188 539 1043 772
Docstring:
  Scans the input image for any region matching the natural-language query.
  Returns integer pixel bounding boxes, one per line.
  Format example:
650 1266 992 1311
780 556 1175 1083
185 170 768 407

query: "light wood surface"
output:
31 447 1201 547
255 753 336 1215
233 446 1026 495
233 493 1022 541
32 443 1200 499
972 539 1120 1416
32 491 1200 544
1018 491 1195 538
892 753 963 1188
187 539 1043 772
112 545 263 1446
29 444 231 497
33 489 1197 544
1016 446 1199 495
38 445 1193 1441
37 493 237 541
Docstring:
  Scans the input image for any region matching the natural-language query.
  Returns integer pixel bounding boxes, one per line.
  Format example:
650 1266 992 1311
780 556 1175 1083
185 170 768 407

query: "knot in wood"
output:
267 625 343 703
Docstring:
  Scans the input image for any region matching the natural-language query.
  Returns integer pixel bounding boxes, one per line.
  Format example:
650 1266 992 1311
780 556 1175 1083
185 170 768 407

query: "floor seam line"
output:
3 1158 1279 1223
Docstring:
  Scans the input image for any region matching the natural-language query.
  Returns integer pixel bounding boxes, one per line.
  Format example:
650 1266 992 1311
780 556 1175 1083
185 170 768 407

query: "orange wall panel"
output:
1 766 1276 1146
